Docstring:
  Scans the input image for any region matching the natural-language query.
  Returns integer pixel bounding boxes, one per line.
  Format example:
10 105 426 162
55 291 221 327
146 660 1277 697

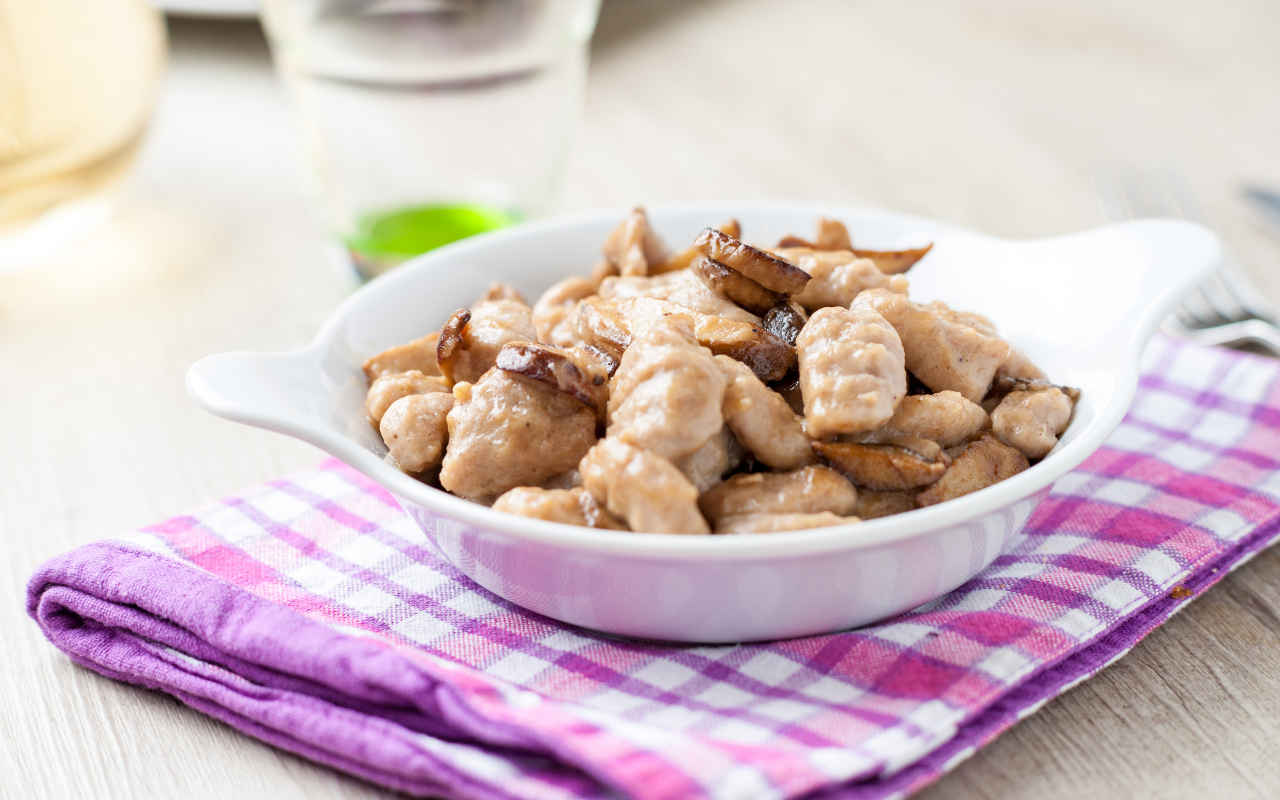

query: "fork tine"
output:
1217 264 1277 322
1178 286 1225 328
1173 305 1203 330
1201 271 1248 322
1101 169 1279 334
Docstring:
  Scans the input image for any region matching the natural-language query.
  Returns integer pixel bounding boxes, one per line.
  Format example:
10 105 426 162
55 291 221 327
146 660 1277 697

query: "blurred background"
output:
3 1 1279 796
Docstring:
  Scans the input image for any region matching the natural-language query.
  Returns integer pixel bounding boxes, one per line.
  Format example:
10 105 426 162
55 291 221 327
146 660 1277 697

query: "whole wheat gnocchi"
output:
360 210 1077 534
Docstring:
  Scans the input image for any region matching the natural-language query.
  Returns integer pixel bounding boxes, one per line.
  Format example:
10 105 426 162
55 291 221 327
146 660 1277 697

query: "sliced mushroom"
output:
853 489 918 520
777 216 932 274
987 374 1081 403
778 248 909 311
571 296 633 365
771 369 805 415
691 254 784 315
852 244 934 275
657 218 744 274
599 269 759 323
698 466 857 524
572 343 621 378
692 315 795 382
813 437 949 491
917 435 1029 506
435 308 471 385
496 341 608 413
363 332 441 382
694 227 811 294
761 301 807 347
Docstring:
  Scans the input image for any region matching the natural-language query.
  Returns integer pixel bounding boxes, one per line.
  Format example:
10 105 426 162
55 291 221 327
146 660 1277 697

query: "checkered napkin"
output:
28 336 1280 800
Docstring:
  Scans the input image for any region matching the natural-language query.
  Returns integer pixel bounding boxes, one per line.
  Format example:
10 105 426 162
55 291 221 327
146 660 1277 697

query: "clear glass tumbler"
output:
0 0 166 271
261 0 601 280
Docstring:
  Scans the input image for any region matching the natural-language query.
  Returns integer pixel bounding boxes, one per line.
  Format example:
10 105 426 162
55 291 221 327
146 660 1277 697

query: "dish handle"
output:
186 349 337 438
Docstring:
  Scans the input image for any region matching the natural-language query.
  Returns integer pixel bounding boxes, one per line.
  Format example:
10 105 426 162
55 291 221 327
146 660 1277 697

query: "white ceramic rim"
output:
189 205 1216 561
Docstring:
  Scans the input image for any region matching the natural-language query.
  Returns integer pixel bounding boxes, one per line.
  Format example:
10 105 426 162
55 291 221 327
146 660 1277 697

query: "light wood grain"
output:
3 2 1279 798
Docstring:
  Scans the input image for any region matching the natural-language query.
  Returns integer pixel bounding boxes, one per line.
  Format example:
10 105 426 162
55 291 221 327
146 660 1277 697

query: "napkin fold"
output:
29 337 1280 800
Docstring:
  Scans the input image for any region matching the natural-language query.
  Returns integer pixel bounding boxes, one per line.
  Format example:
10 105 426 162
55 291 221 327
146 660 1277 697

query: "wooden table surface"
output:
4 2 1279 797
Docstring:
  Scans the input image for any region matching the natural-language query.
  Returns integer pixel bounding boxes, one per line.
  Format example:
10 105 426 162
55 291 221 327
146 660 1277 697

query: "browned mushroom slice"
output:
691 255 784 315
362 331 441 382
770 370 805 415
692 315 795 382
854 489 918 520
698 466 857 524
985 374 1080 422
496 341 607 413
761 301 807 347
694 228 810 294
776 217 931 274
602 207 669 277
852 243 934 275
917 435 1029 506
435 308 471 385
571 296 633 365
655 218 746 274
814 437 949 491
572 343 621 378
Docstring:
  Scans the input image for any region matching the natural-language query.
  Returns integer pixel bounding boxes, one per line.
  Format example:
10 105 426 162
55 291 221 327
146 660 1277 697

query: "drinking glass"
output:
0 0 166 270
260 0 601 280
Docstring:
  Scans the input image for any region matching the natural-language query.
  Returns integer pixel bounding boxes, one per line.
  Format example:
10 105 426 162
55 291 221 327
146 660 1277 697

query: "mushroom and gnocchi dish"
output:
362 209 1078 535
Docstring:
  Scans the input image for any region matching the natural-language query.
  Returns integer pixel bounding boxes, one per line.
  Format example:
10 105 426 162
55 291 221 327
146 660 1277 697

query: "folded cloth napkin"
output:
29 336 1280 800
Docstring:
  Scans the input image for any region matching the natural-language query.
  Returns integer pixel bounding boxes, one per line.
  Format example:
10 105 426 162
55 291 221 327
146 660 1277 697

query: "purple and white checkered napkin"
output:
28 336 1280 800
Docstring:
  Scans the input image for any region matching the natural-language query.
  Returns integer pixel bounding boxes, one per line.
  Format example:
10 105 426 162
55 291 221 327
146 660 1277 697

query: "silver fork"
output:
1100 170 1280 355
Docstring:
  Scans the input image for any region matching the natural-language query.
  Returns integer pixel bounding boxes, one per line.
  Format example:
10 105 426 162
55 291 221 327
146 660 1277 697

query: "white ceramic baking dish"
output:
187 206 1219 642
